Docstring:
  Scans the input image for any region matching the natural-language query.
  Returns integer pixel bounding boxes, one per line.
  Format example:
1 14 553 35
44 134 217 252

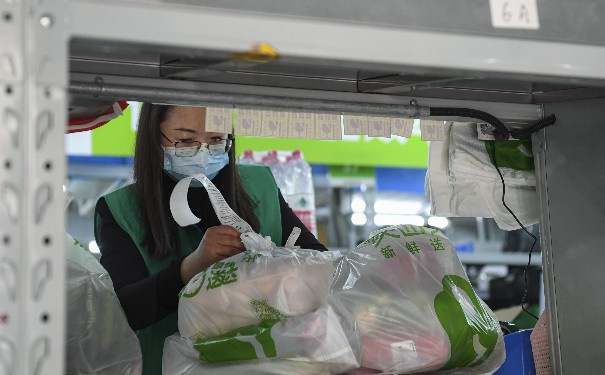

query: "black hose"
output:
510 114 557 139
430 107 510 141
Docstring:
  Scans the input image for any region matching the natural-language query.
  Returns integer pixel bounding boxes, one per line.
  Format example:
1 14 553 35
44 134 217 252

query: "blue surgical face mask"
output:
163 146 229 184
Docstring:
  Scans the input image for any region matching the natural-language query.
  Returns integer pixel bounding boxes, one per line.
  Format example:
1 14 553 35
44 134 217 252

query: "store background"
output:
65 103 542 321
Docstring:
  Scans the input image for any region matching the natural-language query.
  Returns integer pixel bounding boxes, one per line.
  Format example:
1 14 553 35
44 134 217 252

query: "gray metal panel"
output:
66 0 605 86
1 0 67 374
539 98 605 374
152 0 605 46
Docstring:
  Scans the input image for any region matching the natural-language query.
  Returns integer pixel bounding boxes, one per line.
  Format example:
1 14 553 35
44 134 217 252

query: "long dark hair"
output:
133 103 260 259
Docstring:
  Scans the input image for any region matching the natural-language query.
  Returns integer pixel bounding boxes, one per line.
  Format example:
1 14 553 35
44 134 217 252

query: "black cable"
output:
489 140 539 321
430 107 556 141
510 114 557 139
430 107 510 141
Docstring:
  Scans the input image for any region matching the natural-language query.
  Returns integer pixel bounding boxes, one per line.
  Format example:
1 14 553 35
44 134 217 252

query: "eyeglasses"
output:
161 132 233 157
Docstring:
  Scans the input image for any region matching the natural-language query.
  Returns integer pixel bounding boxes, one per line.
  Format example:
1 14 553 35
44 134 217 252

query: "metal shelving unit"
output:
3 0 605 373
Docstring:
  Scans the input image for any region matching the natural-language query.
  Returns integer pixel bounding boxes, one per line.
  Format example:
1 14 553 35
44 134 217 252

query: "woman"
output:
94 104 326 375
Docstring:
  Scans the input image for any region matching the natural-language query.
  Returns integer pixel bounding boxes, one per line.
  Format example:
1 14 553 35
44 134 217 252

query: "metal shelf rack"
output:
3 0 605 373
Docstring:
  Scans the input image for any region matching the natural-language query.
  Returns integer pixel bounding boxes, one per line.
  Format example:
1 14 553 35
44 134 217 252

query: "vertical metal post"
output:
0 0 67 373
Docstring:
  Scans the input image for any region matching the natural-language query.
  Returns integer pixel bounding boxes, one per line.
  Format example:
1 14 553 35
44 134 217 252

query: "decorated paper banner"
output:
391 118 414 138
287 112 315 139
368 116 392 138
420 119 447 141
261 111 289 138
235 109 262 136
314 113 342 140
205 107 233 134
343 115 369 135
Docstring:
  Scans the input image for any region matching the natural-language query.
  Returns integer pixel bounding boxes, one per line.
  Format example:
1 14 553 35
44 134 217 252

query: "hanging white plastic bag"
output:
65 232 142 375
329 225 505 374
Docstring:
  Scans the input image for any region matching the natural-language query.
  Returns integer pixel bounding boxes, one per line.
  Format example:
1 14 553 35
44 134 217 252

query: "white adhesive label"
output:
391 340 416 352
420 120 446 141
235 109 262 136
314 113 342 140
261 111 289 138
205 107 233 133
169 173 253 234
368 116 392 138
343 115 369 135
489 0 540 30
391 118 414 138
287 112 315 139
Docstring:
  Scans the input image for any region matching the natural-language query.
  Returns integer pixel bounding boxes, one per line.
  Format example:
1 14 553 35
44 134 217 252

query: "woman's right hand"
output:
180 225 245 284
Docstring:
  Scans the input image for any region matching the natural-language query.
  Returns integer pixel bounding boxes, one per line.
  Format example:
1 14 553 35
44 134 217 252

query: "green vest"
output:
94 164 282 375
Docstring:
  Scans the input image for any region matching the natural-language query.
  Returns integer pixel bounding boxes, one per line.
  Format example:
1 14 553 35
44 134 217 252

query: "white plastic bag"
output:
166 304 359 374
178 247 339 341
163 333 335 375
426 122 539 230
65 232 142 375
329 225 505 374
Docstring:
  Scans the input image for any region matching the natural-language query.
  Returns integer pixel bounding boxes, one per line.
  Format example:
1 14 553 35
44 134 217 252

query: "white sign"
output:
489 0 540 29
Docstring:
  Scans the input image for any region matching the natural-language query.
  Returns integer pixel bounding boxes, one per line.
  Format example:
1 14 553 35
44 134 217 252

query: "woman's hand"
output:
180 225 245 284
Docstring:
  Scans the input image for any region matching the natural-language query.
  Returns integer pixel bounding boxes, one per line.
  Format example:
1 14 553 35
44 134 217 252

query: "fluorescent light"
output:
89 240 100 254
351 196 366 213
374 200 423 215
351 213 367 226
428 216 449 229
374 214 424 227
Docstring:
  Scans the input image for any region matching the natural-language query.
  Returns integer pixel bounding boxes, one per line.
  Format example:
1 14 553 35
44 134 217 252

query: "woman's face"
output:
159 106 226 146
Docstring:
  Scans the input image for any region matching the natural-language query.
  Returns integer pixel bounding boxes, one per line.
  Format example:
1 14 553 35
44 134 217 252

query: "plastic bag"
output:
164 304 359 374
194 304 358 372
329 225 505 374
65 232 142 375
178 246 340 341
164 333 334 375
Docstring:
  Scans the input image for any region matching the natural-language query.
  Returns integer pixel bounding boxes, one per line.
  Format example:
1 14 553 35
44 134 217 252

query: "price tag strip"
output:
170 173 303 250
170 173 254 234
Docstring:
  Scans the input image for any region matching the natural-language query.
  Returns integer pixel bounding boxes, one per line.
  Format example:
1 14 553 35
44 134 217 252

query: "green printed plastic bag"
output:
329 225 505 374
163 333 339 375
178 247 340 341
165 304 360 374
